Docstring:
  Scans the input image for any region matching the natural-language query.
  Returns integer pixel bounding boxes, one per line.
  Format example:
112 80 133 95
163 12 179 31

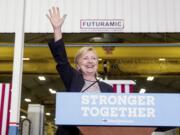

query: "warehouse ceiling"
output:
0 32 180 123
1 33 180 43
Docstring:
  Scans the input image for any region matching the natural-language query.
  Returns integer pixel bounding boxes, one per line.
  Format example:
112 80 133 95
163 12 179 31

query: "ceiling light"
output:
21 115 26 119
24 98 31 102
49 88 56 94
158 58 166 61
46 112 51 116
91 37 102 40
23 57 30 61
96 76 103 81
98 58 102 61
147 76 154 81
38 76 46 81
139 88 146 93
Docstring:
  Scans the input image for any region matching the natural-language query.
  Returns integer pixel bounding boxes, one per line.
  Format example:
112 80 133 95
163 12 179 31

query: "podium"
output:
56 93 180 135
78 126 155 135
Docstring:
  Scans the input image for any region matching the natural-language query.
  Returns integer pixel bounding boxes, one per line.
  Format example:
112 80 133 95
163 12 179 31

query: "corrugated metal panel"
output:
0 0 17 32
0 0 180 33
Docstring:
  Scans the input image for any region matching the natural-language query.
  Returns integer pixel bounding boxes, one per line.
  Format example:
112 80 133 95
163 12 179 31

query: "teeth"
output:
86 65 94 68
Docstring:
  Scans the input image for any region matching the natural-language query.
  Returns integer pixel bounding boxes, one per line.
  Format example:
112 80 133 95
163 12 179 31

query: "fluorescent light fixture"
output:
49 88 56 94
96 76 103 81
98 58 102 61
139 88 146 93
46 112 51 116
23 57 30 61
24 98 31 102
93 37 102 40
38 76 46 81
159 58 166 61
147 76 154 81
21 115 26 119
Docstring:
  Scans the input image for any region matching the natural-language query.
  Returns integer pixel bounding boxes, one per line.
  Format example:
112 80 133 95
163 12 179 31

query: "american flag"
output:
0 83 12 135
102 80 135 93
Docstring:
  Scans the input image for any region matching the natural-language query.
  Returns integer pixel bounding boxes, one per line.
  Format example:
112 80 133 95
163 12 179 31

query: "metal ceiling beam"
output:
1 45 180 75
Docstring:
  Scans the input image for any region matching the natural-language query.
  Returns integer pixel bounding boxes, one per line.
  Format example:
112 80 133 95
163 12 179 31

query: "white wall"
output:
0 0 180 33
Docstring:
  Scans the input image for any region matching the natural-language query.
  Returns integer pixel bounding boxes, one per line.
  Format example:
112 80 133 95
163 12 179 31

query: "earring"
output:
76 66 80 70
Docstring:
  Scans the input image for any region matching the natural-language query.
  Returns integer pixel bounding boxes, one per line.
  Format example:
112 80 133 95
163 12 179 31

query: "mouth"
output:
86 65 95 68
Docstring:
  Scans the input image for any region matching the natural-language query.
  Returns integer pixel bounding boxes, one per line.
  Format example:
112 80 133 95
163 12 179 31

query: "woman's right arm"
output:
47 7 73 90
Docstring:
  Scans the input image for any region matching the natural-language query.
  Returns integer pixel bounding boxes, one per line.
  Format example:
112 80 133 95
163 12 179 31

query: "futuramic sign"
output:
80 19 124 32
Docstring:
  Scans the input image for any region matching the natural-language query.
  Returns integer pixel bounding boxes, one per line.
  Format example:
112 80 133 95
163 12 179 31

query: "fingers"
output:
47 7 66 20
46 7 57 23
57 7 60 17
63 14 67 20
46 14 51 22
52 7 56 16
60 14 67 25
52 7 60 17
46 9 52 22
49 9 53 18
47 7 59 18
46 6 66 26
46 14 49 19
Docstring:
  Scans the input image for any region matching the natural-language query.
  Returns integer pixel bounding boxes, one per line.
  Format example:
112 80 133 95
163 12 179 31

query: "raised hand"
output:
46 7 66 30
46 7 67 41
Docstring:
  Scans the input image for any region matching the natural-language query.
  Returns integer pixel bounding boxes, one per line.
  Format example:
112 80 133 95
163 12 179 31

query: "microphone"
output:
81 80 99 93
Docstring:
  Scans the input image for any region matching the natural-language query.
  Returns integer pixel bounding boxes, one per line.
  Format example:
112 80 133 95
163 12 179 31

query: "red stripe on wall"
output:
121 84 125 93
6 84 11 135
0 83 6 134
9 122 19 125
113 84 117 93
129 84 134 93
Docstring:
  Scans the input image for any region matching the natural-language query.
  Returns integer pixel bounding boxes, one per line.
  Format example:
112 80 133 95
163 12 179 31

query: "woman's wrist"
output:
54 28 62 41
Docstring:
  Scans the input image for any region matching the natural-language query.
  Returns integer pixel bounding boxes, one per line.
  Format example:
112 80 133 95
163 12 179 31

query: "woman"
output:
47 7 114 135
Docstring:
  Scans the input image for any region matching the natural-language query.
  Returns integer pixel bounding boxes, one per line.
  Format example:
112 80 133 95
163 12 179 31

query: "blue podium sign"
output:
56 93 180 127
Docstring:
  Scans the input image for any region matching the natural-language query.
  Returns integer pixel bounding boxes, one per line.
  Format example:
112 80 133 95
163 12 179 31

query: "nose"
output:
88 58 93 63
88 58 92 63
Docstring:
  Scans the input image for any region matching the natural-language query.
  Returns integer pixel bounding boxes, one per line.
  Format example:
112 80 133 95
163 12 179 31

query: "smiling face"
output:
75 47 98 77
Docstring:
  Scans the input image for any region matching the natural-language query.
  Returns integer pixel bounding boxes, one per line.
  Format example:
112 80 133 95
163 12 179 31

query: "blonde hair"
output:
74 47 98 65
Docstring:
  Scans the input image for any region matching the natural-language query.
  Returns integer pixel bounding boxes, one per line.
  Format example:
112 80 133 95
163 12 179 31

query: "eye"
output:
83 57 88 60
92 57 97 60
